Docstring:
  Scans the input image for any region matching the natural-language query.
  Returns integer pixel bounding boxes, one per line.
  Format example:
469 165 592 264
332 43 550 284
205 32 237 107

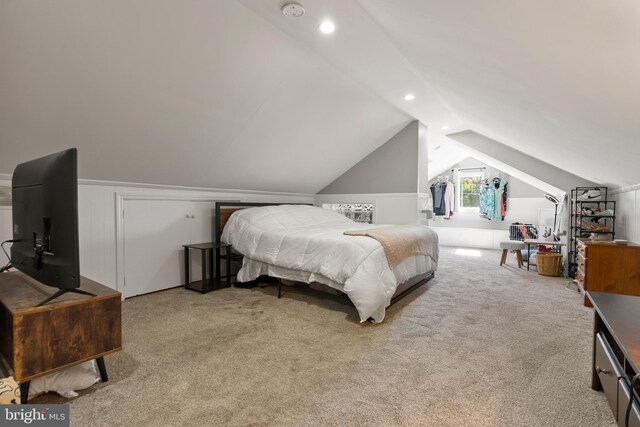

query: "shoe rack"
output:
568 186 616 277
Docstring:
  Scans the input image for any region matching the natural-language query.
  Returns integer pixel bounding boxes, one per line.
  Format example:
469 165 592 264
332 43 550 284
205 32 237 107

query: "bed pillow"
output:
29 360 101 399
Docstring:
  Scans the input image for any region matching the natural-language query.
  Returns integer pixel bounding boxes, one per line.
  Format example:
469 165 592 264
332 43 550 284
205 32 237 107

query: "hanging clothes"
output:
492 178 506 221
443 181 455 219
433 182 444 211
480 177 508 221
479 179 494 219
502 183 508 219
430 180 448 216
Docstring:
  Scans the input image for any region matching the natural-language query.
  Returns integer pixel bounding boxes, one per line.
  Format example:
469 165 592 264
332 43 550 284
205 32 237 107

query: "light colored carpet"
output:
37 247 615 426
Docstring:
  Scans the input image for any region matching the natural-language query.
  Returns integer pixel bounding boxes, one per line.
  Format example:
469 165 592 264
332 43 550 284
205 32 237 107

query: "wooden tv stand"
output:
588 292 640 425
0 271 122 403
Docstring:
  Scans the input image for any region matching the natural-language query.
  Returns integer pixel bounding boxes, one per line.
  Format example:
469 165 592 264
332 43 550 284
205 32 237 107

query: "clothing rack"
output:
454 167 486 172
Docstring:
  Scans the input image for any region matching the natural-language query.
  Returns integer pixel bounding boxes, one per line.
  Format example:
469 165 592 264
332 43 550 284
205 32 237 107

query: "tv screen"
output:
11 148 80 291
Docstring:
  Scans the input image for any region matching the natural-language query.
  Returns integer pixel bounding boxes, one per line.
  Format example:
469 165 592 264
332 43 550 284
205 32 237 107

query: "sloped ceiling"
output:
242 0 640 188
1 0 637 193
358 0 640 187
238 0 467 189
0 0 409 193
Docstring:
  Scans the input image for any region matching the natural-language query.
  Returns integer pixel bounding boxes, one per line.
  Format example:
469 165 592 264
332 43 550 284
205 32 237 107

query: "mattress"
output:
221 205 439 323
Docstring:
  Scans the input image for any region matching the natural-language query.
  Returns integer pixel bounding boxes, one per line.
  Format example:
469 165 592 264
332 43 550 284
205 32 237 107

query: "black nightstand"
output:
183 242 231 293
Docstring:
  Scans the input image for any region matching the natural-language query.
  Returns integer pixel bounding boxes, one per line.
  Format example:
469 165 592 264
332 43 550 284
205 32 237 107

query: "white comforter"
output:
221 205 439 322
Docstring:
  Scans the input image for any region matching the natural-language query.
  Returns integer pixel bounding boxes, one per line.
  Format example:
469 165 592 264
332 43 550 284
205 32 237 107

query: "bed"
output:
218 203 439 323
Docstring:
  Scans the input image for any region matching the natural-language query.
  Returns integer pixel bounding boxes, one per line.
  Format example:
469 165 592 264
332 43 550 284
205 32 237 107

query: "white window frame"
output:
457 170 484 212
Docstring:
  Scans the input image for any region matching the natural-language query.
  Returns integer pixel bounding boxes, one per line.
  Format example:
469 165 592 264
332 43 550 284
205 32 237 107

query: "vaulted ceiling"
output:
358 0 640 188
1 0 638 192
0 0 409 193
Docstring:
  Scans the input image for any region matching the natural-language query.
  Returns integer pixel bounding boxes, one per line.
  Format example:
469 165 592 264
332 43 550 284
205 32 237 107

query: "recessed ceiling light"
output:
404 94 415 101
319 20 336 34
281 2 305 18
441 126 449 130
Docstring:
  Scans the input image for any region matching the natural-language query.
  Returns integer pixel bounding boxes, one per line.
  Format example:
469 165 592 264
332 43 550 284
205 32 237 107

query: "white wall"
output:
430 199 550 249
0 207 11 258
0 176 313 291
430 198 552 230
0 179 12 261
319 121 420 195
430 198 553 249
84 183 312 291
613 185 640 243
430 227 509 250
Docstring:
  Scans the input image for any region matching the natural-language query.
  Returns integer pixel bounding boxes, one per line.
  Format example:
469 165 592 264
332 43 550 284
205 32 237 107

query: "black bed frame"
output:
276 271 435 307
215 201 434 312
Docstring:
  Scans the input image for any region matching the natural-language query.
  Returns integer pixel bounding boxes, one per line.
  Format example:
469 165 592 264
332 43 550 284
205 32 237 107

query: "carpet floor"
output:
36 247 615 426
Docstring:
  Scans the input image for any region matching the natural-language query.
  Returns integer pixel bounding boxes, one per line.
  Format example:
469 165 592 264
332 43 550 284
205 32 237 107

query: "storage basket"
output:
537 252 562 277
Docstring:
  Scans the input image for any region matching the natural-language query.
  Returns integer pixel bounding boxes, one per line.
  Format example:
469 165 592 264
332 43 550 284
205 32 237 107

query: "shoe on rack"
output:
590 209 614 224
581 207 595 216
595 209 614 217
578 189 602 201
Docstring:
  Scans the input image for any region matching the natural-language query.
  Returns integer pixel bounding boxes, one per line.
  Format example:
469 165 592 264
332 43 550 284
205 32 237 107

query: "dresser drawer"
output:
596 333 623 417
576 268 587 288
577 240 588 257
577 253 587 272
618 378 640 427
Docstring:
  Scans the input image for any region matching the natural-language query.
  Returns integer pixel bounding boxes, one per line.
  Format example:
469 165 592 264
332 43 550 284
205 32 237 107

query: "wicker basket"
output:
537 252 563 277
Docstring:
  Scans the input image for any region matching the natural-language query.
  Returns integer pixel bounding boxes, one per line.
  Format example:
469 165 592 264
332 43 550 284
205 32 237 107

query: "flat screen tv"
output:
10 148 94 306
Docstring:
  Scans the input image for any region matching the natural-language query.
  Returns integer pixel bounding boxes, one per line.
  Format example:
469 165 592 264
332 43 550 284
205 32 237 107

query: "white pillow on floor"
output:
29 360 101 398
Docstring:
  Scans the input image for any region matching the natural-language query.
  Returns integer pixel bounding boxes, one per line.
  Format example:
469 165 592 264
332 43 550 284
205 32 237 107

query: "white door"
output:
189 201 215 244
123 199 190 298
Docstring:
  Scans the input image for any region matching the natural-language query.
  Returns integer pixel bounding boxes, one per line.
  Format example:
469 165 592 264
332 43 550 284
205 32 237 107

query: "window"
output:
322 203 374 224
458 173 483 210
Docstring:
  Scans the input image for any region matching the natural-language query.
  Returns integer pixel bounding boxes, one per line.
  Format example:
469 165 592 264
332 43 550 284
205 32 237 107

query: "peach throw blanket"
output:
344 225 438 269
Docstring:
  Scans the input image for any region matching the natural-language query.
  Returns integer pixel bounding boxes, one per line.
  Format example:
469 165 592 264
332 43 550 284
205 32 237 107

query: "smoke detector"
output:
281 2 305 18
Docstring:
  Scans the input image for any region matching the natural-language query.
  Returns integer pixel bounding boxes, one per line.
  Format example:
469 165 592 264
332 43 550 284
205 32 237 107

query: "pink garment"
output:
444 182 455 219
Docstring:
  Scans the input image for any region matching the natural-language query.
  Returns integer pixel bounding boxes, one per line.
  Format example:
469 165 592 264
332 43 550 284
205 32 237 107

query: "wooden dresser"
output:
576 239 640 306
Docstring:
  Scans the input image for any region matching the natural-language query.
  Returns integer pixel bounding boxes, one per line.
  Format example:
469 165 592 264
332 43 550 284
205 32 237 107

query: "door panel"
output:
186 201 215 280
123 200 189 298
189 201 215 244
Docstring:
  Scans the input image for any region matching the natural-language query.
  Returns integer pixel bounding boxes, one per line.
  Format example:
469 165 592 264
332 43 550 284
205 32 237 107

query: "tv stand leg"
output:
96 357 108 382
36 288 97 307
19 381 30 404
